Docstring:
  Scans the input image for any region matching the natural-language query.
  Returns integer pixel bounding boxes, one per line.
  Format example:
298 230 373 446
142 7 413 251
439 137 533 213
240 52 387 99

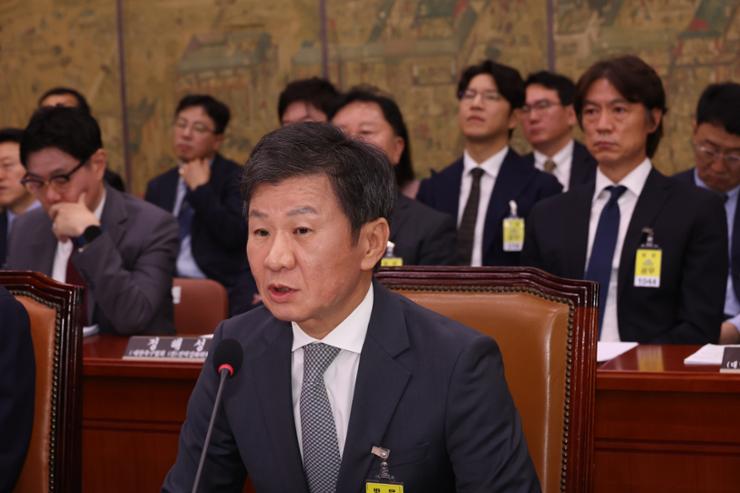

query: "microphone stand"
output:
191 367 230 493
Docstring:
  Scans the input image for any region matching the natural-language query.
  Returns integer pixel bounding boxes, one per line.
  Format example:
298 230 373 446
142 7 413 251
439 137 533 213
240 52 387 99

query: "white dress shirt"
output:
585 159 652 342
533 139 574 192
458 147 508 266
51 191 107 283
291 283 373 459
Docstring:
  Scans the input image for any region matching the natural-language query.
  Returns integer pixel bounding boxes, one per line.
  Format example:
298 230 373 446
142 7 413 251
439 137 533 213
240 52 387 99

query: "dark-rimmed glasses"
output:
20 158 89 193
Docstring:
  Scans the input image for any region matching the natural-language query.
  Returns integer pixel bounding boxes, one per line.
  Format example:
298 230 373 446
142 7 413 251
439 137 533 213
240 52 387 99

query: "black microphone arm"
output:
191 338 243 493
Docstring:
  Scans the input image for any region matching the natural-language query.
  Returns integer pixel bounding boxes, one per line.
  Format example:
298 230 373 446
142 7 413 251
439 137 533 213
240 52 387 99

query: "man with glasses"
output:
674 82 740 343
0 128 40 266
521 71 597 191
6 106 179 335
417 60 561 266
523 56 727 344
145 94 255 316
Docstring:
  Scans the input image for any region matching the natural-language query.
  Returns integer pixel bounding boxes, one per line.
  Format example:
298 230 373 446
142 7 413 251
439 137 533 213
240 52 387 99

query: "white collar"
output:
462 146 509 177
593 158 652 200
533 139 574 168
291 283 373 355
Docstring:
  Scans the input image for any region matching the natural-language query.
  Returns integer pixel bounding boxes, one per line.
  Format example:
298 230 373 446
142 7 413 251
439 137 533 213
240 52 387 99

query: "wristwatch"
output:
72 225 103 250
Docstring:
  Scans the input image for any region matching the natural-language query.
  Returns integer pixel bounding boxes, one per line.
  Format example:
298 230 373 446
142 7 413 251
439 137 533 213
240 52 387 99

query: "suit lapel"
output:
389 193 409 244
336 282 411 492
439 159 464 218
570 141 596 189
567 185 595 278
0 210 7 265
483 150 529 255
25 212 57 275
160 169 180 212
617 169 671 300
250 321 309 492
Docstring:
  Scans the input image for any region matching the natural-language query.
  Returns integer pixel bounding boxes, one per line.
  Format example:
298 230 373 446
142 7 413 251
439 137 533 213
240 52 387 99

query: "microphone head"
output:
213 338 243 377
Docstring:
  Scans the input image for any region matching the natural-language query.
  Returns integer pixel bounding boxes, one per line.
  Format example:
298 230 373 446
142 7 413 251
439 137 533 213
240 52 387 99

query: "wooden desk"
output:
596 345 740 492
83 337 740 492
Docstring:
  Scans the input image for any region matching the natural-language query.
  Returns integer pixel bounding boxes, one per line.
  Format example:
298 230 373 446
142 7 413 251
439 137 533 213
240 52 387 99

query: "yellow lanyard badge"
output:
503 200 524 252
365 446 404 493
634 227 662 288
380 241 403 267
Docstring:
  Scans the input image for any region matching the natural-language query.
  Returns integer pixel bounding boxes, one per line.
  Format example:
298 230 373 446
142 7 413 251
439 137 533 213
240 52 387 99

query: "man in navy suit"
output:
417 60 562 266
0 286 35 492
523 56 727 344
163 123 539 492
520 71 597 191
673 82 740 344
146 94 256 315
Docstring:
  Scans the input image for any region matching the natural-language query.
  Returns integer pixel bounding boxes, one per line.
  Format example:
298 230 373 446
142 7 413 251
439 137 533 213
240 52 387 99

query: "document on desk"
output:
684 344 740 365
597 342 638 362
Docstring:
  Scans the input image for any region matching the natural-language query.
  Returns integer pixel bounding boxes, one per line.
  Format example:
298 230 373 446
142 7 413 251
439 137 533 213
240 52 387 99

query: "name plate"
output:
720 347 740 373
123 335 213 362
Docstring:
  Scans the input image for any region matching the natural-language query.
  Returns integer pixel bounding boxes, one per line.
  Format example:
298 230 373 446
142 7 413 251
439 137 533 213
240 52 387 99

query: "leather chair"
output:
0 270 82 493
172 278 229 334
376 266 598 493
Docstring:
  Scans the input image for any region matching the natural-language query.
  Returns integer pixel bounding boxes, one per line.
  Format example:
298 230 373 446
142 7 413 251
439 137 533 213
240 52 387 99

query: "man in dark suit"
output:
163 123 539 492
0 128 40 266
0 286 35 492
146 94 256 315
331 86 457 265
521 71 597 191
6 107 179 335
38 86 126 192
673 82 740 344
523 55 727 344
417 60 562 266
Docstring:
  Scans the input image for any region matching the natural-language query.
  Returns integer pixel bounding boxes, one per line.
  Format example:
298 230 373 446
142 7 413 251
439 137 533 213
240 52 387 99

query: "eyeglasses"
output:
694 143 740 168
174 118 215 135
521 100 562 114
20 158 89 193
459 89 503 103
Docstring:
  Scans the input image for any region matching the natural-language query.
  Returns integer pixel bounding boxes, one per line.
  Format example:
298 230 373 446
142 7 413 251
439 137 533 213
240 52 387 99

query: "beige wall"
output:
1 0 737 194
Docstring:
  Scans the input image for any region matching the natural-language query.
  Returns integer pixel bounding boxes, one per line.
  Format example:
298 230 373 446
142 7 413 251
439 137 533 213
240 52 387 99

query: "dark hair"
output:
38 86 91 115
696 82 740 136
241 123 396 242
175 94 231 134
524 70 576 106
277 77 339 122
457 60 525 109
0 128 24 145
574 55 667 158
20 106 102 167
331 85 415 188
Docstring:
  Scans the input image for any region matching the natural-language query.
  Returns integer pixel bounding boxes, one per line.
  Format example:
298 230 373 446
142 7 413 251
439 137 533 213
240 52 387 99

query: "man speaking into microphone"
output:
163 123 538 492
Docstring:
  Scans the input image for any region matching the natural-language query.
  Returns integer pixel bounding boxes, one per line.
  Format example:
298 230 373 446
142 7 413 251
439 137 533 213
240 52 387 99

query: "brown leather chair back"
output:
172 278 229 334
0 271 82 493
377 266 597 493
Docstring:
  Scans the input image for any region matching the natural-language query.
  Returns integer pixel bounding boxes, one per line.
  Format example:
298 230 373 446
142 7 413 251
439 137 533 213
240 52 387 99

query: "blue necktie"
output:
177 199 194 241
585 185 627 334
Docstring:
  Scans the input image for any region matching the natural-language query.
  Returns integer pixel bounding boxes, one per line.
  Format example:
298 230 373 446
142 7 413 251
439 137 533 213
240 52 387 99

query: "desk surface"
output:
82 337 740 492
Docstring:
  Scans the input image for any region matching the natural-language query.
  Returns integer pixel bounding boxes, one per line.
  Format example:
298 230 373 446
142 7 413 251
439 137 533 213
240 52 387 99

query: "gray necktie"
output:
301 343 341 493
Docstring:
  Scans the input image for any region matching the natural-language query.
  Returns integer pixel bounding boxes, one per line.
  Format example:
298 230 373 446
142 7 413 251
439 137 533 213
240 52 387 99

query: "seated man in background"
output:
163 123 539 492
38 86 127 192
278 76 339 126
521 71 597 191
0 285 35 492
331 86 457 265
417 60 562 266
523 55 727 344
7 106 179 335
146 94 255 315
674 82 740 344
0 128 40 266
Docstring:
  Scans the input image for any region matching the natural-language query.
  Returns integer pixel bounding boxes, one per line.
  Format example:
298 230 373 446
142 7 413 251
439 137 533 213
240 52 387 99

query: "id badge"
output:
381 241 404 267
366 446 404 493
502 200 524 252
634 227 661 288
365 481 405 493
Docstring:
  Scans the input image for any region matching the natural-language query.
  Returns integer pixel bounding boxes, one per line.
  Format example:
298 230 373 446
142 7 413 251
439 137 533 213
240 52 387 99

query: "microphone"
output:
192 339 243 493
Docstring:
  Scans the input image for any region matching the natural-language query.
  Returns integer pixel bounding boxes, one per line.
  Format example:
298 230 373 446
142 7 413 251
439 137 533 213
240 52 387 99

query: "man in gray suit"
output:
6 106 179 335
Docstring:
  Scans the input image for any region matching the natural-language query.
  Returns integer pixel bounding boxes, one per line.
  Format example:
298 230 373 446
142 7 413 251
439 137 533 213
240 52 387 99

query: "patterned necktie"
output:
301 343 341 493
584 185 628 335
456 167 485 265
543 159 557 174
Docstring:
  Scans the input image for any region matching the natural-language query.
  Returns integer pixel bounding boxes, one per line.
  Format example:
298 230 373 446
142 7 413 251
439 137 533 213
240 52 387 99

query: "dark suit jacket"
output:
522 168 727 343
104 168 126 192
390 193 457 265
417 148 563 266
7 186 179 335
0 286 35 492
163 281 539 492
522 140 597 190
0 209 7 267
145 153 256 315
674 168 740 305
